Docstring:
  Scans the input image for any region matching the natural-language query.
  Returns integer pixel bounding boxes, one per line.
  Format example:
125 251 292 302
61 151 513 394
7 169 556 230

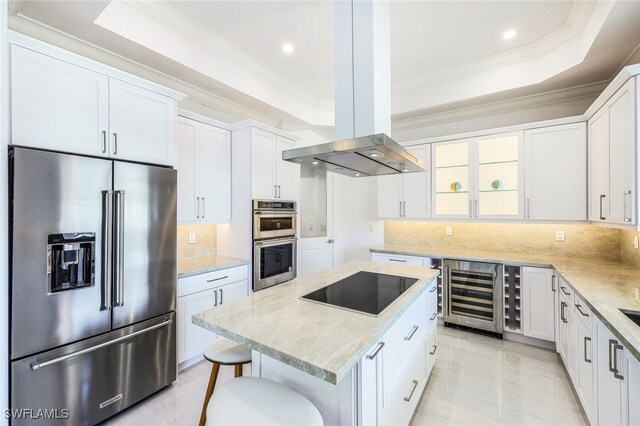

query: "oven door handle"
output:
254 237 298 248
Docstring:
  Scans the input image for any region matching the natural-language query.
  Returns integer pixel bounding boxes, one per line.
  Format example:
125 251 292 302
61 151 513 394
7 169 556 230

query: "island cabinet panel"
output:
596 318 628 426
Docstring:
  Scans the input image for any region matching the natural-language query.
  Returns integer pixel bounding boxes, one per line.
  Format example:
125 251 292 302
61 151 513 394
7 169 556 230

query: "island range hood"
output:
282 133 425 177
282 0 427 178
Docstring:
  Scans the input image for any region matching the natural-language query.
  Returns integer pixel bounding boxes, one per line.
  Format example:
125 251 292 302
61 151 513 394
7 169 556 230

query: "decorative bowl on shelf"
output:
491 179 504 190
450 181 462 192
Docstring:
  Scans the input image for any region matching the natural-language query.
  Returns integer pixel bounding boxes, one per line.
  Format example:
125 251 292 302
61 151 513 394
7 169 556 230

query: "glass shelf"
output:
478 159 518 166
478 189 518 193
435 164 469 170
435 191 469 195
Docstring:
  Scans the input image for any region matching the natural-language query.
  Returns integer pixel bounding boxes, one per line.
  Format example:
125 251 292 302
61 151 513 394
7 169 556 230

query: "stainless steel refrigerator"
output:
9 147 177 425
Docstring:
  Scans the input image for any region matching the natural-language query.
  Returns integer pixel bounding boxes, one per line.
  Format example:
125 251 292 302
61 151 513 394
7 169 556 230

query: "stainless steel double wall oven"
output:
252 200 297 291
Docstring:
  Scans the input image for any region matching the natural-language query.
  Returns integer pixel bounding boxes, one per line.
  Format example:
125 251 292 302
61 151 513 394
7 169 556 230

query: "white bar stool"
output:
206 376 324 426
199 340 252 426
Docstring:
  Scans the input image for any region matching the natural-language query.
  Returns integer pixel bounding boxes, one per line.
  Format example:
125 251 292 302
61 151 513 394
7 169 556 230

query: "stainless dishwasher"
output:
443 259 503 335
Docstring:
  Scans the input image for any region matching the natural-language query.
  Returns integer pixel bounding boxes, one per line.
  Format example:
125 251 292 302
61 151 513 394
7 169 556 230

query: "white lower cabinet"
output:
628 351 640 425
371 253 427 267
177 265 248 365
596 319 628 426
576 315 595 424
361 281 437 426
521 267 555 342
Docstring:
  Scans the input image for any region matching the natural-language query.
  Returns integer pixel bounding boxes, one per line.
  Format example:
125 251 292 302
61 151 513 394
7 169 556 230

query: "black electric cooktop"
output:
301 271 419 317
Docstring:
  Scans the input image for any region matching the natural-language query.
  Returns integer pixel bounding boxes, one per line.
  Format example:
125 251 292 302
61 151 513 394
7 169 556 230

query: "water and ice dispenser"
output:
47 232 96 293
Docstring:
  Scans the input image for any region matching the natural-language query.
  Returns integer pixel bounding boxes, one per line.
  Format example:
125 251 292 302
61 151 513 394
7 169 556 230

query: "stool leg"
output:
234 364 242 378
199 363 220 426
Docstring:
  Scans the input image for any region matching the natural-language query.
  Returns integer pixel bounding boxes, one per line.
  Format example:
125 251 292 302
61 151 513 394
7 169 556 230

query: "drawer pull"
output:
430 313 437 321
389 258 407 263
560 286 571 296
206 276 228 283
609 339 624 380
403 380 419 402
429 286 437 293
576 305 589 317
366 342 385 360
560 302 567 323
404 325 419 341
584 336 591 363
430 345 437 355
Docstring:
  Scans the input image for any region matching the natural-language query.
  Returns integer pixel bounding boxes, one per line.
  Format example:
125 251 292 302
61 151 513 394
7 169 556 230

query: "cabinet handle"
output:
196 197 200 219
576 305 589 317
399 201 403 217
366 342 385 360
213 289 218 307
101 131 107 153
429 286 437 293
274 185 277 198
219 288 223 305
600 194 606 220
469 200 472 218
474 199 478 217
609 339 624 380
551 274 556 292
560 302 567 323
403 380 419 402
404 325 419 341
526 198 530 219
403 201 407 217
202 197 205 219
560 286 570 296
206 276 228 283
624 190 632 222
430 312 437 321
389 258 407 263
584 336 591 363
430 345 438 355
113 133 118 155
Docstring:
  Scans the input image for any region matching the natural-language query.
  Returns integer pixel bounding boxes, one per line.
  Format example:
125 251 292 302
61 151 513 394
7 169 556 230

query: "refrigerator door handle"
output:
30 318 173 371
113 190 125 307
101 190 114 311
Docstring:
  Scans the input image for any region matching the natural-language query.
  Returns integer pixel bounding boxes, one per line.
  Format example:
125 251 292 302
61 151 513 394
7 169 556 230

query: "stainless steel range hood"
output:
282 133 426 177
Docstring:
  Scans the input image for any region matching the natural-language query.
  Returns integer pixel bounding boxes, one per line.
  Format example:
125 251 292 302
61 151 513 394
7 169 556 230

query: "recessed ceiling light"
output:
311 160 319 165
402 169 409 172
503 29 517 41
370 153 379 157
282 43 294 54
355 173 361 177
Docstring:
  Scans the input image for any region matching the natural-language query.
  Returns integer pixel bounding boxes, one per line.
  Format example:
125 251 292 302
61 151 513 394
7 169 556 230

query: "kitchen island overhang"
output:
193 261 439 426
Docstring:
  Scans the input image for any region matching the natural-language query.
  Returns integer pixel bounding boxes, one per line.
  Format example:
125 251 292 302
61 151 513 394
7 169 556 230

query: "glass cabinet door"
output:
476 133 523 218
433 140 472 218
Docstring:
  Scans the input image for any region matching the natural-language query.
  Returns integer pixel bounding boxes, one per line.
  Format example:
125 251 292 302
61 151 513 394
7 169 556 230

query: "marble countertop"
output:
193 261 438 385
371 244 640 363
178 255 249 278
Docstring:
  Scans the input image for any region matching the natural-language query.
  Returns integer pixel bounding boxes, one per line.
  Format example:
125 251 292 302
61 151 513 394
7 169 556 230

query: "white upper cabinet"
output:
109 79 175 166
521 267 555 342
432 132 523 220
377 144 430 219
524 123 587 221
9 36 184 166
176 116 231 224
251 128 298 200
11 45 109 157
589 77 636 225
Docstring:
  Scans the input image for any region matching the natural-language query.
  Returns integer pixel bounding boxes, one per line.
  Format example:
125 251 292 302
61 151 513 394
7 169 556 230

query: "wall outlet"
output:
634 235 639 250
445 227 453 236
369 225 374 233
188 233 196 244
555 231 565 242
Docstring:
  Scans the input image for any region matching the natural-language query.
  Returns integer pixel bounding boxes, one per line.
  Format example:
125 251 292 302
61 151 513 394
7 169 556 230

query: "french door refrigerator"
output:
9 147 177 425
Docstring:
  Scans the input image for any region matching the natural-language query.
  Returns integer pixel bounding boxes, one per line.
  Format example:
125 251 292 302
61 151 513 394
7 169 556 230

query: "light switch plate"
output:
188 233 196 244
445 227 453 236
634 235 639 250
555 231 565 242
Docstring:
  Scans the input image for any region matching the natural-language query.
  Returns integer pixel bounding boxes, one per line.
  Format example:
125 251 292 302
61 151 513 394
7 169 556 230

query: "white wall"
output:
1 1 9 421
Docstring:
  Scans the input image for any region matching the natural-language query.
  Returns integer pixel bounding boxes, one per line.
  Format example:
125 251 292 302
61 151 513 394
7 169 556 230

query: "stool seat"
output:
206 377 324 426
203 339 252 365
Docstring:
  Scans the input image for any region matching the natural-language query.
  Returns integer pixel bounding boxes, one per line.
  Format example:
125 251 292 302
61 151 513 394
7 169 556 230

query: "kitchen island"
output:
193 261 439 425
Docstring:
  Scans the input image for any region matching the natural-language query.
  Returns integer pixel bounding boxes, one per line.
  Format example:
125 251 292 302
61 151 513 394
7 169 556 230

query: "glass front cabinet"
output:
432 132 524 219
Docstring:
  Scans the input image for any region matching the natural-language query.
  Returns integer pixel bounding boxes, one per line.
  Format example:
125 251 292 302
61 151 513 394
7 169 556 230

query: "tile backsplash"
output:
384 222 620 261
619 228 640 268
177 224 217 259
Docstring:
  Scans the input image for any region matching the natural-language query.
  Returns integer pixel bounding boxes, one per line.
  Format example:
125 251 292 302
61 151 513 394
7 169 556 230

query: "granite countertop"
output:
178 255 249 278
193 261 438 385
371 244 640 363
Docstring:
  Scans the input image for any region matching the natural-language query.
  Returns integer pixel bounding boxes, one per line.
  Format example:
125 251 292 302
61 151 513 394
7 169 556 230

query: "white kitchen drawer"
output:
426 282 438 332
558 276 574 300
371 253 426 267
426 323 437 375
573 293 593 332
383 292 427 390
380 332 427 426
178 265 248 297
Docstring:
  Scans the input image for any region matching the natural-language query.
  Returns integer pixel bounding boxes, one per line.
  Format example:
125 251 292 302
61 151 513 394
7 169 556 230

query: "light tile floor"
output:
104 326 586 425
